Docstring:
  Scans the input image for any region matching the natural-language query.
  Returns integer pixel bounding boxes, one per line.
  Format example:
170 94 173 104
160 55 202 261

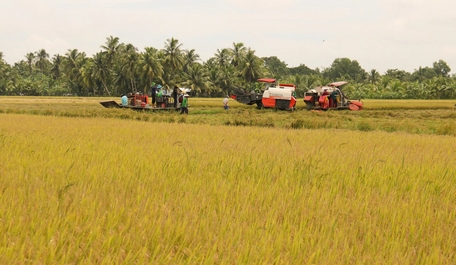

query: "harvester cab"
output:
303 81 363 111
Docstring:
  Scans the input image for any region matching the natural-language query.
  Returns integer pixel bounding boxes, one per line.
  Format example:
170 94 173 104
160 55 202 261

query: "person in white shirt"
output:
223 96 229 110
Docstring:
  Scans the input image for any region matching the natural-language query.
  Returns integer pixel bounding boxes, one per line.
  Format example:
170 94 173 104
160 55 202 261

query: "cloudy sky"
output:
1 0 456 73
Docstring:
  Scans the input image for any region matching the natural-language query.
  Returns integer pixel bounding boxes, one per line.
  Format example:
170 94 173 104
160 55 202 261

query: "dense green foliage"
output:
0 37 455 99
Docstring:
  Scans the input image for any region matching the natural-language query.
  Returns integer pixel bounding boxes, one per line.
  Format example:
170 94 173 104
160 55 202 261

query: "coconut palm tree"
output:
181 63 209 96
50 54 62 80
112 64 130 96
301 75 320 92
182 49 200 73
139 47 163 88
101 36 122 67
216 64 239 95
25 52 34 75
214 48 231 68
239 48 263 84
80 59 95 96
367 69 380 85
62 49 87 95
35 49 49 75
290 74 304 96
163 38 184 74
119 44 139 92
229 42 246 67
206 67 222 96
91 52 111 96
62 49 83 79
0 55 10 95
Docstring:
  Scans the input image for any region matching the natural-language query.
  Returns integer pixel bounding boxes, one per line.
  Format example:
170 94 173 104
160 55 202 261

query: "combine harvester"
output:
230 78 297 110
303 81 363 111
100 88 191 111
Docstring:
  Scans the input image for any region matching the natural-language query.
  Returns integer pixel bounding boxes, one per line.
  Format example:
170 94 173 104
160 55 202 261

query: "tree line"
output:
0 36 455 99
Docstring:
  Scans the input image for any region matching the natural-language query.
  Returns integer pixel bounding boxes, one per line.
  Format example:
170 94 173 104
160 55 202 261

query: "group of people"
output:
153 84 228 114
321 89 339 108
151 83 189 114
121 84 229 114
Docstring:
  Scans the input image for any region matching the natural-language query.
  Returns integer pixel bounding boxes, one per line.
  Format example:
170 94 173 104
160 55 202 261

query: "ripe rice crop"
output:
1 97 456 136
0 114 455 264
361 99 456 110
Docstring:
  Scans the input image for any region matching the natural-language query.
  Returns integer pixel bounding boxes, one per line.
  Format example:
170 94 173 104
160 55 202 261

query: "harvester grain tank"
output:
303 81 363 110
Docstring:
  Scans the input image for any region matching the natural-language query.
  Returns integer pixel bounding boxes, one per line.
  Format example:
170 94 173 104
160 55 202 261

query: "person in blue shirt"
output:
121 94 128 106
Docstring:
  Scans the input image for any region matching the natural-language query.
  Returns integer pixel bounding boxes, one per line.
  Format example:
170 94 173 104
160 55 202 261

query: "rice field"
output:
1 97 456 136
0 97 455 264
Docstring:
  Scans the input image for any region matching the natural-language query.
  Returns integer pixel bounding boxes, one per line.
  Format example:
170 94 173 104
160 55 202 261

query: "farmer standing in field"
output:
150 82 157 106
223 95 229 110
172 85 179 108
180 94 189 114
330 90 339 108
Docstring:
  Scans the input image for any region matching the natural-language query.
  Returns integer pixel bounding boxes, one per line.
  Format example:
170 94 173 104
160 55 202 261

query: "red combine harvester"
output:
230 78 297 110
303 81 363 111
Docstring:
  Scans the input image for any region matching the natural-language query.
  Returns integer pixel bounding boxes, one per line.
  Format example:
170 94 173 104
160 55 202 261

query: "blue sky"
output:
1 0 456 73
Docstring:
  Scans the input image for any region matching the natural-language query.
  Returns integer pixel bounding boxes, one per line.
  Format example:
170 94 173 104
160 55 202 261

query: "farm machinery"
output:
303 81 363 111
230 78 297 110
100 88 191 111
